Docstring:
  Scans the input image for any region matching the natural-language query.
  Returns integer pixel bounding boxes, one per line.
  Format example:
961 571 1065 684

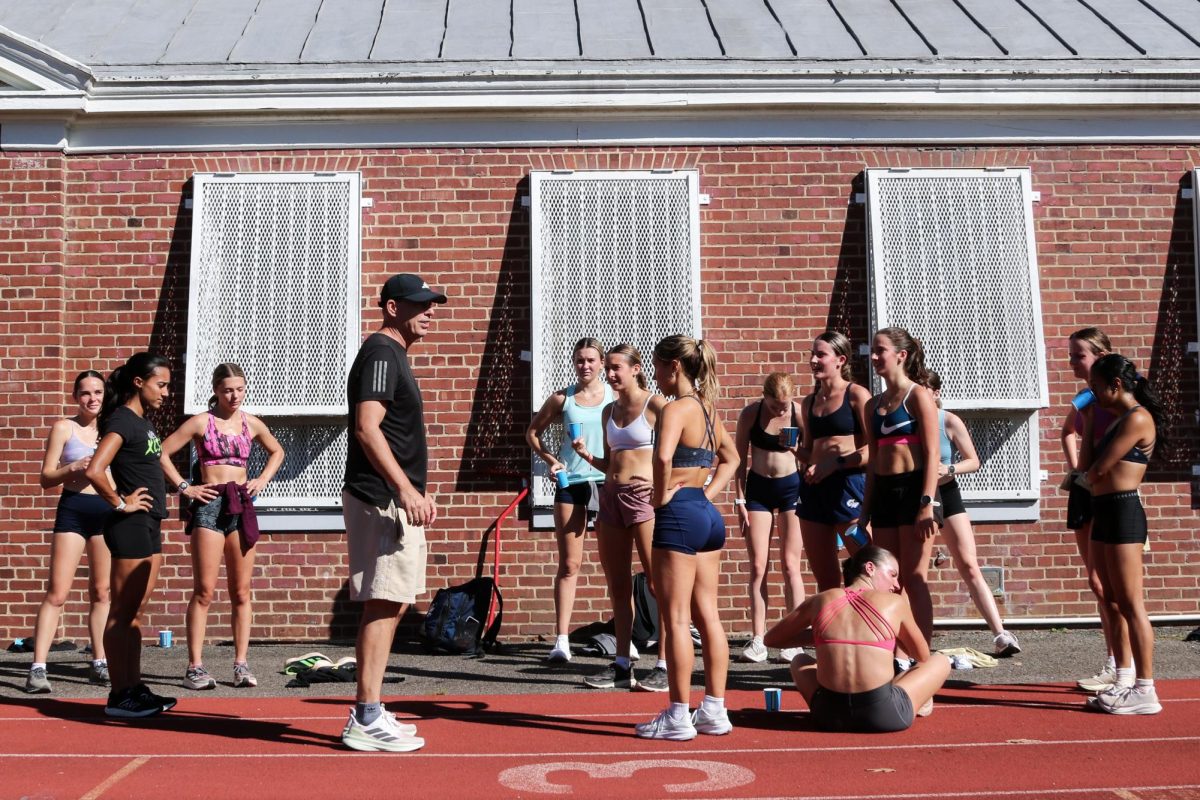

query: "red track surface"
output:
4 681 1199 799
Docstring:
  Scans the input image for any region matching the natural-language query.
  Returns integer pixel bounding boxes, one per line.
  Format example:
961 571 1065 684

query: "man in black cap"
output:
340 273 447 752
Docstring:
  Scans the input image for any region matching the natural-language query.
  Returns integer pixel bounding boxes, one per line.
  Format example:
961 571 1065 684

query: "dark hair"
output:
841 545 896 587
72 370 104 396
875 326 930 386
814 331 854 382
100 352 171 423
606 343 648 390
208 362 247 409
1091 354 1166 446
654 335 719 401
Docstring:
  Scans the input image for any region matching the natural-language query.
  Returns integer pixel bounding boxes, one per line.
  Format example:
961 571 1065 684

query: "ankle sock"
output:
668 702 690 721
1134 678 1154 692
31 662 46 672
700 695 724 715
615 656 630 670
356 702 382 725
554 634 569 650
1115 667 1135 687
1105 655 1117 671
655 659 667 671
92 659 106 668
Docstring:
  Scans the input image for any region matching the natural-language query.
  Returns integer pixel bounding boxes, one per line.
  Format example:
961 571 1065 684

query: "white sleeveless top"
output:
606 395 654 452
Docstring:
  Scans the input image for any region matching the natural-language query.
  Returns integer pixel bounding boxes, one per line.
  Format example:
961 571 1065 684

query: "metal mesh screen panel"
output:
245 419 348 508
866 168 1048 410
185 173 360 416
529 170 702 506
953 411 1038 500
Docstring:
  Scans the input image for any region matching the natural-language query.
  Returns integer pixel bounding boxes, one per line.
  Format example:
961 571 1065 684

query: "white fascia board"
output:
0 26 91 91
1 119 68 150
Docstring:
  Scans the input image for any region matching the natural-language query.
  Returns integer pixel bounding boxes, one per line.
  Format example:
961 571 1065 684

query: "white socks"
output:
700 695 725 715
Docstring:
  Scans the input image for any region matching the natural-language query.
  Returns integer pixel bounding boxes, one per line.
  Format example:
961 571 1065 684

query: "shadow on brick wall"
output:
148 185 193 434
825 173 872 382
455 182 533 495
1148 174 1199 490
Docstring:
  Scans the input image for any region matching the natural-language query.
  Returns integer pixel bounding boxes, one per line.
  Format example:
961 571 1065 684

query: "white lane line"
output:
79 756 149 800
1 735 1197 759
733 785 1200 800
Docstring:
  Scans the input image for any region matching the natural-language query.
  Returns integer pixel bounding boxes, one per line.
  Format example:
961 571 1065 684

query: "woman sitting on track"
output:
636 335 739 740
926 371 1022 657
765 545 950 732
732 371 805 664
798 332 872 591
572 343 668 691
1080 354 1163 715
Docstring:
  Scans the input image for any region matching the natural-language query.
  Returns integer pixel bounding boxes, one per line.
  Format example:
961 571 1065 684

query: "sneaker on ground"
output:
636 708 697 741
233 663 258 688
342 709 426 752
1076 666 1117 692
1092 686 1162 715
993 631 1022 657
546 644 572 663
740 638 767 663
105 687 164 719
89 662 110 685
774 647 804 664
583 662 636 690
633 666 669 692
691 706 733 735
183 665 217 690
134 682 177 712
24 666 51 694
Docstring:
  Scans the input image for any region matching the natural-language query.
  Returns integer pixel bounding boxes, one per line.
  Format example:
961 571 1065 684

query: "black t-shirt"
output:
343 333 428 507
100 406 167 520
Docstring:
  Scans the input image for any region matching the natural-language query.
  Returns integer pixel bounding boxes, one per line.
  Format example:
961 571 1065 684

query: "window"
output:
186 172 361 509
528 169 702 509
865 167 1047 509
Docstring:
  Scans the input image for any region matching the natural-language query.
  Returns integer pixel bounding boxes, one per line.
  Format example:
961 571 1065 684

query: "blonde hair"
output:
762 372 794 400
573 337 604 360
606 343 648 389
815 331 854 382
654 335 719 401
1070 327 1112 357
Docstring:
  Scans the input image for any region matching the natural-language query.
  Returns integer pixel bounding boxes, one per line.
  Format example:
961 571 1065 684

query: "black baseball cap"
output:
378 273 447 307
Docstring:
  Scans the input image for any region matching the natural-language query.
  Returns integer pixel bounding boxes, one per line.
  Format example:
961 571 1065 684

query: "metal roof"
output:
1 0 1198 78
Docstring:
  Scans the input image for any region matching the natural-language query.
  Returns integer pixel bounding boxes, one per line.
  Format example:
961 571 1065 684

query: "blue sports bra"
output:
1095 406 1152 465
808 389 859 440
671 395 716 468
937 409 954 466
872 385 919 445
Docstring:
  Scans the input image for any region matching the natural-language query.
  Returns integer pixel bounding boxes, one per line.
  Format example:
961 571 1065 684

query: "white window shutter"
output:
529 170 702 506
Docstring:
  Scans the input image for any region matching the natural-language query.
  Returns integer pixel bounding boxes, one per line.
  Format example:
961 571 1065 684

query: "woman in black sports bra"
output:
1080 354 1163 716
732 372 805 664
798 332 872 593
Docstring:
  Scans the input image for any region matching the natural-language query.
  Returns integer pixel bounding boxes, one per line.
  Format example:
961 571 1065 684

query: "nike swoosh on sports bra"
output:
872 385 918 447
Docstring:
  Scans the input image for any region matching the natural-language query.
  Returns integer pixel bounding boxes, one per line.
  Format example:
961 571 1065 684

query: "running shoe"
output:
546 644 572 663
635 708 697 741
89 662 110 685
691 706 733 735
993 631 1022 657
633 666 669 692
1091 685 1162 715
233 662 258 688
583 662 636 689
183 665 217 690
1076 665 1117 692
341 709 425 752
134 683 177 712
774 647 805 664
105 686 163 719
24 666 51 694
739 638 767 663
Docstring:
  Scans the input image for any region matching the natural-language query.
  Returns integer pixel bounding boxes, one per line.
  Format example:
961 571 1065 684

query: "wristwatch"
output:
178 480 190 493
114 498 127 512
920 494 942 508
947 464 956 476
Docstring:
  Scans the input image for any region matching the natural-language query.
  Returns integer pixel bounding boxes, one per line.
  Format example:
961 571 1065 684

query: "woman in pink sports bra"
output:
160 363 284 691
765 546 949 732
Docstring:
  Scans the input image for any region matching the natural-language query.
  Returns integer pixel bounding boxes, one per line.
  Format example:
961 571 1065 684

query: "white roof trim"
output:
0 26 91 92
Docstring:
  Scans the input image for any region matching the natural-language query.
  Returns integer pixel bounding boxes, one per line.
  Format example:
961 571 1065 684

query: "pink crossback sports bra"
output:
812 589 898 651
198 412 252 468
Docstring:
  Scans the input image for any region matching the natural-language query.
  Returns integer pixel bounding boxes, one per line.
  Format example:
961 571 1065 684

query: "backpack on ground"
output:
421 576 502 655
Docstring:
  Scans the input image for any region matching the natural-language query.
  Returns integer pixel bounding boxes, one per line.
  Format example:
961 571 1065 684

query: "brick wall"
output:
2 144 1197 647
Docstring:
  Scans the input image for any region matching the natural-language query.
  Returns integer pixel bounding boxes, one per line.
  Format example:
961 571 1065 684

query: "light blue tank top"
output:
937 409 954 466
559 383 612 484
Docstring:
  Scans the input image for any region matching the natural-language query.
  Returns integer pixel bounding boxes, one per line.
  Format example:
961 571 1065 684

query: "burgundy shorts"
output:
596 481 654 528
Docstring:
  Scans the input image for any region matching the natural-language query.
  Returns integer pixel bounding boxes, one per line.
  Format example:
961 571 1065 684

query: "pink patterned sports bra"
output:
812 589 897 651
198 412 252 468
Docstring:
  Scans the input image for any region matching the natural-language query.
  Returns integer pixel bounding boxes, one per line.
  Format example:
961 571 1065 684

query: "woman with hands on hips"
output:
160 363 284 692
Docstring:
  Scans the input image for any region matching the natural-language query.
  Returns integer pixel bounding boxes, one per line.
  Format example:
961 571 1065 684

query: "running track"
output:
4 681 1199 799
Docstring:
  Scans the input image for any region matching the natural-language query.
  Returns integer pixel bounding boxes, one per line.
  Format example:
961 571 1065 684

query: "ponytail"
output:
606 343 648 390
99 352 171 424
1092 354 1166 447
654 335 720 401
876 326 930 386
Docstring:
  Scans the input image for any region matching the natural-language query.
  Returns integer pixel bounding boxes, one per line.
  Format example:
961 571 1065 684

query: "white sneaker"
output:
993 631 1022 657
1076 666 1117 692
740 638 767 663
546 644 572 663
635 708 697 741
630 642 640 661
774 647 804 664
1092 686 1162 715
341 709 425 752
691 706 732 735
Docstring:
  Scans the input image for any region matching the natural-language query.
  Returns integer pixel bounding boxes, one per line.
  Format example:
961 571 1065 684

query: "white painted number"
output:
498 759 755 795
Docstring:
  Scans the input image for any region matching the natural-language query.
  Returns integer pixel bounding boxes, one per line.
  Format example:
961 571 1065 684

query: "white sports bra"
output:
606 396 654 452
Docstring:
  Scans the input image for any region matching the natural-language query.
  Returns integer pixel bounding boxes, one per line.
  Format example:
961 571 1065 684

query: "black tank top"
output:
808 389 859 440
749 401 799 452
